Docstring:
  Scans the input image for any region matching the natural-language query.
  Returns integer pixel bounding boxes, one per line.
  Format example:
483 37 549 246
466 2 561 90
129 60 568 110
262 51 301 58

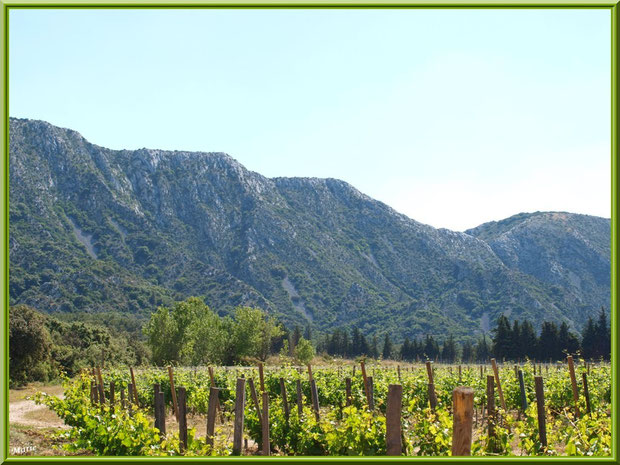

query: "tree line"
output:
318 307 610 362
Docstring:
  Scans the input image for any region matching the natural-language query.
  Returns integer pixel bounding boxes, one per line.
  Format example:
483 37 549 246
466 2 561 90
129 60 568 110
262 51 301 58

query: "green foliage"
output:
294 337 315 365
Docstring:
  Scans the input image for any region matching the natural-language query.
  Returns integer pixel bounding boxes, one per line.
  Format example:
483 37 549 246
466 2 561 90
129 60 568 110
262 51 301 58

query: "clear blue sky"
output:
9 9 611 231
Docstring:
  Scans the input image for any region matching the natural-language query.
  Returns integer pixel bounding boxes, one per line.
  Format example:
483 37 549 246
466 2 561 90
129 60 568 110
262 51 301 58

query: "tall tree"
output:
537 321 560 361
492 315 513 360
595 307 611 360
475 335 490 362
382 334 393 360
558 322 580 356
581 317 597 360
461 340 474 363
519 320 538 360
441 334 457 363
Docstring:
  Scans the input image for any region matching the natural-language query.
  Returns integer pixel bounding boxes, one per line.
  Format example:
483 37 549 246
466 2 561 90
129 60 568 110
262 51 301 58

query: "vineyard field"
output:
34 360 612 457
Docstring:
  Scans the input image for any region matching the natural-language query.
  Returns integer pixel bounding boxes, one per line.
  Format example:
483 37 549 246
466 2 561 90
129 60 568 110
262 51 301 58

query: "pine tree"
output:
382 334 393 360
423 335 440 360
520 320 538 360
441 334 457 362
351 327 362 357
582 317 597 360
461 340 474 363
558 322 580 356
370 336 379 359
475 335 490 362
595 307 611 360
538 321 560 361
304 324 312 342
492 315 513 360
510 320 522 359
400 337 412 361
360 334 370 357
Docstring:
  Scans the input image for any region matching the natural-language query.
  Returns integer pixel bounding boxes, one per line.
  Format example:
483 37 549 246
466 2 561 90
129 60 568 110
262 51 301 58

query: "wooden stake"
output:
248 378 263 426
206 387 219 446
310 379 320 421
261 392 270 456
386 384 403 456
96 367 105 404
534 376 547 447
109 381 115 413
452 386 474 456
157 391 166 436
296 379 303 415
279 378 289 422
518 369 528 412
233 378 246 456
567 355 580 417
345 378 352 406
361 361 370 407
367 376 374 411
582 373 591 415
490 359 506 411
130 367 139 406
486 375 496 441
168 366 179 420
120 387 126 409
178 386 188 453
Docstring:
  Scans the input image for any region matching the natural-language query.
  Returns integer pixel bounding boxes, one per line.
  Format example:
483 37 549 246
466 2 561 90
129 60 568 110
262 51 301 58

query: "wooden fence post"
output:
153 384 161 432
361 361 371 407
567 355 580 417
310 379 320 421
178 386 188 453
262 392 270 456
534 376 547 447
296 379 303 415
490 359 506 411
130 367 139 406
157 391 166 436
248 378 263 426
397 365 401 383
233 378 246 456
426 361 437 411
386 384 403 456
168 366 179 421
518 369 528 412
120 387 126 409
345 378 352 406
206 387 220 446
96 367 106 404
486 375 496 441
582 373 591 415
452 387 474 456
109 381 115 413
279 377 289 422
209 366 224 423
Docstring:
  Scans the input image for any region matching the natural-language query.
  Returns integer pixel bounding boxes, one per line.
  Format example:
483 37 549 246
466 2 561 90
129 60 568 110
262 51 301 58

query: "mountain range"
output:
8 117 611 342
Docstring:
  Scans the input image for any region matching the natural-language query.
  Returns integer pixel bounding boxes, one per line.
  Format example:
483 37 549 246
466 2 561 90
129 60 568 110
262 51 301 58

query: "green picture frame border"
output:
0 1 617 463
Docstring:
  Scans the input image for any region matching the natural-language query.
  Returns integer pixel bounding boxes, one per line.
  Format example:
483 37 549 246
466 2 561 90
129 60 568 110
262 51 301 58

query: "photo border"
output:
0 1 617 463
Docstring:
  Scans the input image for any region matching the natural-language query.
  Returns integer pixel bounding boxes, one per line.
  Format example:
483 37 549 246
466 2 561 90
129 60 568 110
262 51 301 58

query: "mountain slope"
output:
8 118 611 341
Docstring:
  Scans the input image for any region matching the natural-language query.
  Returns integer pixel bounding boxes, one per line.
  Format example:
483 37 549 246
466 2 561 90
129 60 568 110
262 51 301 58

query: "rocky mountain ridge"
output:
9 118 611 341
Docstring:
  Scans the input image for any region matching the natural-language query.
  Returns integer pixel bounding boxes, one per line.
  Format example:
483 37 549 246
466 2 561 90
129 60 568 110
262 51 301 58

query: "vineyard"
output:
34 358 612 457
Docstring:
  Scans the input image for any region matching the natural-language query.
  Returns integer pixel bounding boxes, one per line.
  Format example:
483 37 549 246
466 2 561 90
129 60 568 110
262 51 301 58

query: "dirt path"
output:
9 384 67 429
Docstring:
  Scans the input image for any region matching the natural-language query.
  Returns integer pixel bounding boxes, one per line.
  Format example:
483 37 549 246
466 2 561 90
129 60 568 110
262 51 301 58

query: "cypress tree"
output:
492 315 513 360
581 317 597 360
595 307 611 360
461 340 474 363
520 320 538 360
382 334 393 360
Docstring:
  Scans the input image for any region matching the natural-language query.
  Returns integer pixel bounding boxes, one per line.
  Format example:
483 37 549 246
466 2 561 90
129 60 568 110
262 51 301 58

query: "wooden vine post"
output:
296 379 303 415
486 375 496 441
96 367 106 404
233 378 246 456
582 373 592 415
518 369 528 412
206 387 220 447
534 376 547 447
452 387 474 456
168 366 179 420
178 386 188 453
130 367 140 406
425 361 438 411
490 358 506 411
279 377 290 422
345 378 352 406
262 392 270 456
360 361 371 407
209 366 224 422
385 384 403 456
567 355 580 417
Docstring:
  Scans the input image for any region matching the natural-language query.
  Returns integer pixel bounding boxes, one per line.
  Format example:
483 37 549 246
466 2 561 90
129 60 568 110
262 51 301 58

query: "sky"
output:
9 9 611 231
